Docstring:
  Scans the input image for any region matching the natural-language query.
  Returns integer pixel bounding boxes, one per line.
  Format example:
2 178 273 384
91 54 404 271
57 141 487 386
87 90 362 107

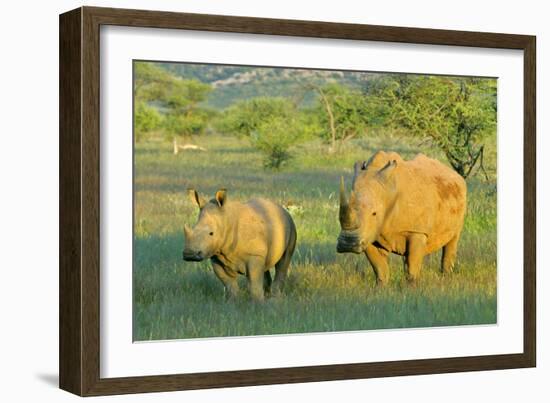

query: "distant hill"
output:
156 62 377 109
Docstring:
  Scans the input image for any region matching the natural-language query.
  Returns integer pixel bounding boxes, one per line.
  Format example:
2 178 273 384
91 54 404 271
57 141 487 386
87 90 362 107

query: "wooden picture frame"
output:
59 6 536 396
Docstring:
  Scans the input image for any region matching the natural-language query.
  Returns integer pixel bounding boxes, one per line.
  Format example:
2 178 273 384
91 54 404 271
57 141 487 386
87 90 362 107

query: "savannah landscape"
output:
133 62 497 341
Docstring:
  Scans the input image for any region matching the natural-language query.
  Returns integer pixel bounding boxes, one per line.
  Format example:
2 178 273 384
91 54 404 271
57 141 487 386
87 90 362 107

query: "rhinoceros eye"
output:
209 232 214 236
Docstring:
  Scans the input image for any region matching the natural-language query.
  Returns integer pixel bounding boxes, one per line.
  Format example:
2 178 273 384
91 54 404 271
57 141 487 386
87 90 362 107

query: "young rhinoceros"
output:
337 151 467 284
183 188 297 301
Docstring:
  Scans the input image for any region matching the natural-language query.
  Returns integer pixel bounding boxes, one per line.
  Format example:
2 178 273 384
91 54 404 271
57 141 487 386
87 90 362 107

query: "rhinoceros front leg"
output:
405 233 427 283
212 261 239 300
246 257 266 302
365 244 390 285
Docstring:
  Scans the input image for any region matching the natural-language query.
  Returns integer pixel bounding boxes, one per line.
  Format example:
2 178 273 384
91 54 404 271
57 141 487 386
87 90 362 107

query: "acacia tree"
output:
134 62 174 99
133 62 172 141
161 78 212 150
306 82 370 153
379 75 496 179
133 61 212 151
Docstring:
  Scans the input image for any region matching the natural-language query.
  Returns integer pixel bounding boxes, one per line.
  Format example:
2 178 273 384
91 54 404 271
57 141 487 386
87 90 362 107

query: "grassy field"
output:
133 134 497 341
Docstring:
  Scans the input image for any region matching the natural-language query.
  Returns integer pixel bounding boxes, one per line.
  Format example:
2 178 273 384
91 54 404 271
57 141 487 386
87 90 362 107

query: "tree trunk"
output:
318 89 337 153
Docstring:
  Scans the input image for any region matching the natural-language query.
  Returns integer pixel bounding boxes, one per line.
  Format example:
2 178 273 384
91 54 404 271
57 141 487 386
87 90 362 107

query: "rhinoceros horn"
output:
339 177 357 230
183 224 192 239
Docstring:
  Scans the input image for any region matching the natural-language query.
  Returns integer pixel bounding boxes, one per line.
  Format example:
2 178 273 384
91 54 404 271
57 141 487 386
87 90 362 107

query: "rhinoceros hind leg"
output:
264 270 273 296
441 233 460 274
272 252 292 297
272 229 297 297
365 244 390 285
405 233 427 283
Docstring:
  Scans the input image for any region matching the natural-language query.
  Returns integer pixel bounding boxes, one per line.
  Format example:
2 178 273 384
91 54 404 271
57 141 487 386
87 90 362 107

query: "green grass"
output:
133 134 497 341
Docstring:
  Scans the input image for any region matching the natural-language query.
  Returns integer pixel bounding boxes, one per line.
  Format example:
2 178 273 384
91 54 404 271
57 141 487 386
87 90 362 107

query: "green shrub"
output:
134 102 162 141
252 117 301 169
214 97 294 138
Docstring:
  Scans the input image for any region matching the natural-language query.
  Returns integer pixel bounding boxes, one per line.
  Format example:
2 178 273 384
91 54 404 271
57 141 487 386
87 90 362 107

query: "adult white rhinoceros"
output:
337 151 467 284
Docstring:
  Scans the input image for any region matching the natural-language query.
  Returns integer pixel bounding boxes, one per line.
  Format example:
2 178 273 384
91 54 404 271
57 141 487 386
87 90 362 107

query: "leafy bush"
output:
214 97 305 169
296 108 324 141
134 102 162 142
214 97 294 138
162 108 216 140
252 116 301 169
163 113 202 138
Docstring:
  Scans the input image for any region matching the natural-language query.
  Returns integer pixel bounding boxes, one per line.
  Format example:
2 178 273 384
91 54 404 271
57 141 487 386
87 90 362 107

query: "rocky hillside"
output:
157 62 376 109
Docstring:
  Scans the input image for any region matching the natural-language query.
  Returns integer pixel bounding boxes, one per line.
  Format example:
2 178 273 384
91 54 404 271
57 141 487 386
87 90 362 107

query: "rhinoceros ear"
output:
215 189 227 207
352 160 368 185
187 188 207 209
377 160 398 183
353 160 368 175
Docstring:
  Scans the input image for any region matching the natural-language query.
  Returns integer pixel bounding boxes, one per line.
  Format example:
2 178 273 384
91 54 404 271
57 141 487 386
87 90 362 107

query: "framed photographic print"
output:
59 6 536 396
